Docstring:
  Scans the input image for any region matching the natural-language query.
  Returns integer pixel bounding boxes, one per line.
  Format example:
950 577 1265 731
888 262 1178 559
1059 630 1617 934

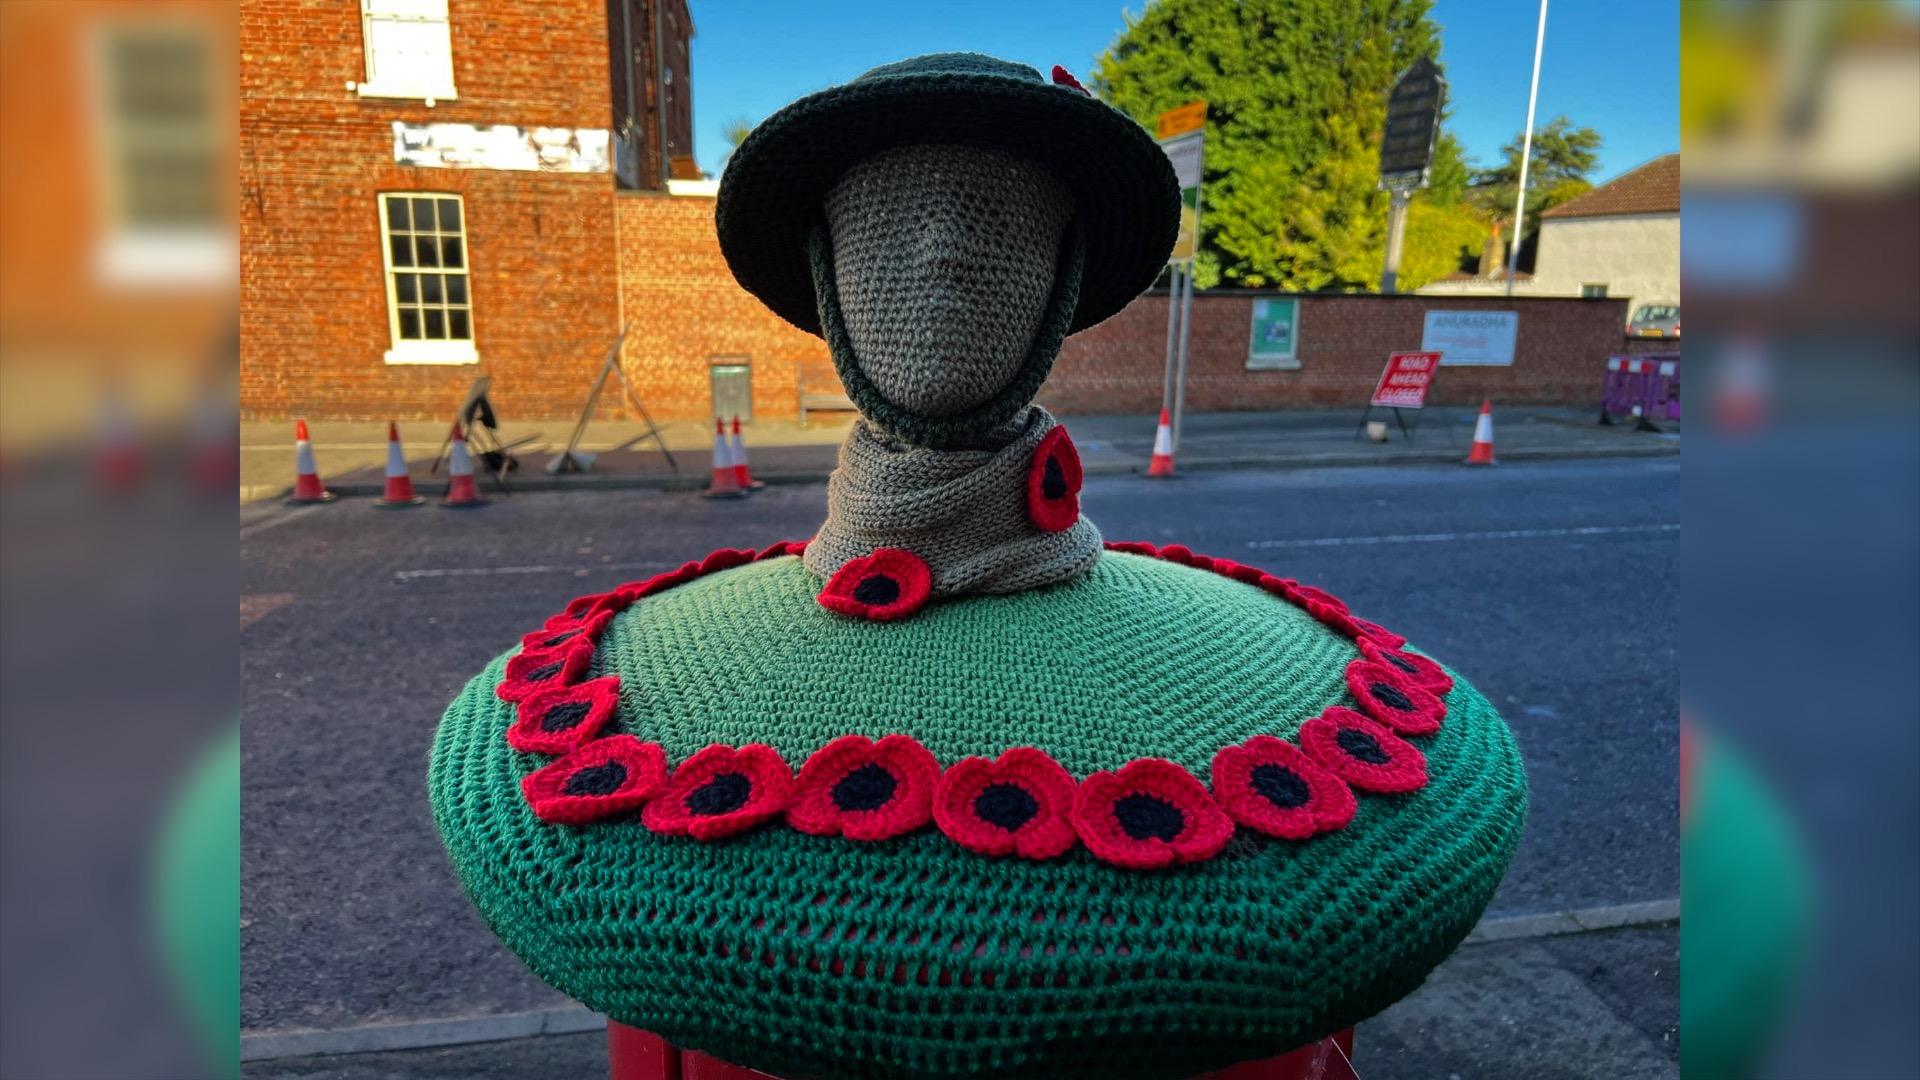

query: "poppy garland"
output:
492 540 1454 870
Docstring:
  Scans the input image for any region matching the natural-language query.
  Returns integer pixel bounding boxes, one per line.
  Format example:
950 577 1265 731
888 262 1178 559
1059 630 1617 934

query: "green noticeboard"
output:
1248 297 1300 370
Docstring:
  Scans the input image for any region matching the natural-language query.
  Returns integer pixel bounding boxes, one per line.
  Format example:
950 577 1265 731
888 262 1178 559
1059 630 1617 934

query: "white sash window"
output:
358 0 456 102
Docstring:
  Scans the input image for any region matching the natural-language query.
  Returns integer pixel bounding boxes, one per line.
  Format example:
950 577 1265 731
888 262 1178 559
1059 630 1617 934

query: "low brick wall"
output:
1042 292 1636 414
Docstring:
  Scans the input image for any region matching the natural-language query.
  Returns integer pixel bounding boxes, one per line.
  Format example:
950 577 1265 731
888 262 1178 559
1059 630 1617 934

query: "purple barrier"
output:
1601 354 1680 428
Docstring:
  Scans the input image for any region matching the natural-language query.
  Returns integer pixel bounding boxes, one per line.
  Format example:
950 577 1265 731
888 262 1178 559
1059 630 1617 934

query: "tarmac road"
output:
240 457 1679 1075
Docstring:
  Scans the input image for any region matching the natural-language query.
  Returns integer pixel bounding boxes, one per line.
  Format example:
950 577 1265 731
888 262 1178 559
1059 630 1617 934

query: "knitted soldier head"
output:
824 142 1075 426
431 52 1527 1080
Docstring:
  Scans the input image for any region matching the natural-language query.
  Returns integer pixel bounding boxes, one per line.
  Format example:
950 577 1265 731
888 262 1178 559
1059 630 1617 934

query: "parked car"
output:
1628 304 1681 338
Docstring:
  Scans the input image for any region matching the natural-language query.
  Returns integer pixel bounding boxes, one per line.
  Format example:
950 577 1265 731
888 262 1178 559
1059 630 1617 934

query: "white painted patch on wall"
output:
393 123 611 173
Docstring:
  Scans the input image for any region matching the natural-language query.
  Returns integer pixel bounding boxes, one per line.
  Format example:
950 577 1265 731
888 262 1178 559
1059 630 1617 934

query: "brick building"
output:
240 0 718 420
240 3 1643 423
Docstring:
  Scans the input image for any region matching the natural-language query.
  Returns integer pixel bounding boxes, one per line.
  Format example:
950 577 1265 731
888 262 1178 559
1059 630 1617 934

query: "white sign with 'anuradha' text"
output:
1422 310 1518 366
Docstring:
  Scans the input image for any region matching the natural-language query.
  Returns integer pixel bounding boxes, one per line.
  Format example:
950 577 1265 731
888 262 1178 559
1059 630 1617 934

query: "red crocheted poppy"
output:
1345 660 1446 736
1027 426 1084 533
519 610 612 655
1358 637 1454 697
496 635 595 703
755 539 809 561
642 743 795 841
1102 540 1159 557
1072 758 1234 869
1352 617 1409 650
1286 583 1346 611
1299 708 1427 794
521 735 666 825
1210 735 1357 841
817 549 932 622
556 589 629 625
507 675 621 756
788 734 939 841
933 747 1079 859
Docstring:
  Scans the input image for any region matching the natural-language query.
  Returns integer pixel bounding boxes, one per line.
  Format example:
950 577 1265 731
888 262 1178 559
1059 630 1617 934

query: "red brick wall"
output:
240 0 623 420
1041 293 1638 413
614 192 829 420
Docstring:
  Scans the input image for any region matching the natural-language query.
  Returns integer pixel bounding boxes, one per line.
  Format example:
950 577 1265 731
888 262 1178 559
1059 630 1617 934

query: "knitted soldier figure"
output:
431 54 1527 1080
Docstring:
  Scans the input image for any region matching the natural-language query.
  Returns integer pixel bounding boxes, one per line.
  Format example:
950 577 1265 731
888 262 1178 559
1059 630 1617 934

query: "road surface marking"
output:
394 559 675 582
238 504 324 539
1246 523 1678 550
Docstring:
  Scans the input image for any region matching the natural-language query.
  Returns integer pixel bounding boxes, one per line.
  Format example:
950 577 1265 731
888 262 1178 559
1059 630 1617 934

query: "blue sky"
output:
687 0 1678 182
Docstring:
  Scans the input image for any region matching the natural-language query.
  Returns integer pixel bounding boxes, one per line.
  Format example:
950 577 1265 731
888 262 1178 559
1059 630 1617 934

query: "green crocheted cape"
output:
430 548 1527 1079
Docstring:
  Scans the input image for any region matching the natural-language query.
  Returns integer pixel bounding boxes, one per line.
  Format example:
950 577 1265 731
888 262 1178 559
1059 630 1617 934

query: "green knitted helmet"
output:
430 543 1527 1080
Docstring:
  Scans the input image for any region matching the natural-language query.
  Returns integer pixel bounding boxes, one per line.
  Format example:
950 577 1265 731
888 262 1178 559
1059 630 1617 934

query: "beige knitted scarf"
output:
804 406 1102 596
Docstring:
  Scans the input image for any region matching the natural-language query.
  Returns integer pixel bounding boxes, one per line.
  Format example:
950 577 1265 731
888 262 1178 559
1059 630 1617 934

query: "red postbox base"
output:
607 1021 1358 1080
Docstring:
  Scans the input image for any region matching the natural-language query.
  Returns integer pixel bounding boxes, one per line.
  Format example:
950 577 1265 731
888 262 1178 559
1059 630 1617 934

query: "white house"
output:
1422 154 1680 320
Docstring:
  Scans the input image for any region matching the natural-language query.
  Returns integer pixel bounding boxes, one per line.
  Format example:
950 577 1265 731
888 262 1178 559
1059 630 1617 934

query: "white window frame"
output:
379 192 478 365
88 17 236 288
356 0 457 103
1581 282 1610 299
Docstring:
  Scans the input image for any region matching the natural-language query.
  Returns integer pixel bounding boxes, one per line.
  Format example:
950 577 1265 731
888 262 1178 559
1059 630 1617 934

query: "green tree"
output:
1092 0 1479 292
717 115 756 172
1470 116 1603 235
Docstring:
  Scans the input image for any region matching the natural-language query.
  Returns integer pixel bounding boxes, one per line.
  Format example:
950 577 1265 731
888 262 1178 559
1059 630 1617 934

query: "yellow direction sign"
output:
1155 101 1207 140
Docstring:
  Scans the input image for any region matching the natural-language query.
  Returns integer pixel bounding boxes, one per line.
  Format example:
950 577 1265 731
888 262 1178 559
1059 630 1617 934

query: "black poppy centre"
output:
539 700 594 733
1249 763 1311 809
1369 682 1414 711
524 660 565 683
832 763 899 811
562 761 628 797
851 575 901 607
1113 793 1184 842
686 772 752 816
1041 455 1069 500
1336 728 1391 765
973 782 1039 831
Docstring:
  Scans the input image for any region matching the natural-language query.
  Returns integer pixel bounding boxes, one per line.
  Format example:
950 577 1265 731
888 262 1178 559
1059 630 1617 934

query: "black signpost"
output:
1379 57 1446 294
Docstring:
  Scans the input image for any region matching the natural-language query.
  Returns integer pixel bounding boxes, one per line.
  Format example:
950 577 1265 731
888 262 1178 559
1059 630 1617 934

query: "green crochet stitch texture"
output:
430 551 1527 1080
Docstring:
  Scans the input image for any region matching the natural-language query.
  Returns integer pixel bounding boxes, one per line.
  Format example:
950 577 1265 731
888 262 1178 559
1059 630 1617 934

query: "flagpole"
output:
1506 0 1548 296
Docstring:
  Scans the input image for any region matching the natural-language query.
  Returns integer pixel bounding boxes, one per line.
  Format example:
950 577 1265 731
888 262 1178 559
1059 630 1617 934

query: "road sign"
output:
1379 57 1444 186
1370 351 1442 409
1155 100 1206 140
1159 131 1203 263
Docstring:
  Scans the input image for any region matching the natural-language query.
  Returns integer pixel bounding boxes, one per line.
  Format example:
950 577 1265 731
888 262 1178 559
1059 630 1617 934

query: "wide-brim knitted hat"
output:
431 542 1527 1079
716 52 1179 337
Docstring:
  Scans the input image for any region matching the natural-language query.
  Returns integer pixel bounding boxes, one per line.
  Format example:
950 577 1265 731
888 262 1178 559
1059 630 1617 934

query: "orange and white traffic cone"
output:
288 418 336 504
442 422 488 508
702 418 746 499
729 416 765 490
374 421 425 507
1146 408 1176 477
1465 400 1496 465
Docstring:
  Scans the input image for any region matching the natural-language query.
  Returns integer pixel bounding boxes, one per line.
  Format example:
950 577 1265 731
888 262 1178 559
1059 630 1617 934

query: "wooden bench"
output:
798 368 856 426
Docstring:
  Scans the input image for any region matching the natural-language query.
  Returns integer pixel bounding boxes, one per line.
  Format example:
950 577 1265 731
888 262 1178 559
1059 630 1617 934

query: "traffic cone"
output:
442 422 488 508
287 419 336 504
1146 408 1176 477
374 421 424 507
702 417 746 499
1465 400 1496 465
729 416 765 490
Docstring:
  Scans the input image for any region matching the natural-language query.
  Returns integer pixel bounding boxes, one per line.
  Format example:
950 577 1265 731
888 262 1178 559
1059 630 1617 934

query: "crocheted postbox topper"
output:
431 52 1526 1080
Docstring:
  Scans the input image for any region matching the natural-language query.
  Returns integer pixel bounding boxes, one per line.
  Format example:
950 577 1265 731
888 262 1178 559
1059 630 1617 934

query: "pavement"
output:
240 457 1679 1077
238 404 1679 501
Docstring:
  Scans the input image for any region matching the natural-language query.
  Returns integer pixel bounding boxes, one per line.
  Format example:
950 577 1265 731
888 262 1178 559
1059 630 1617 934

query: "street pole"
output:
1380 186 1412 294
1506 0 1548 296
1160 263 1181 418
1171 262 1195 452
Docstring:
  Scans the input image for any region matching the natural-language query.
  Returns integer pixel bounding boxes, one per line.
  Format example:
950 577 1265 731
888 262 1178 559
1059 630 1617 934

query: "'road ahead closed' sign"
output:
1371 351 1442 408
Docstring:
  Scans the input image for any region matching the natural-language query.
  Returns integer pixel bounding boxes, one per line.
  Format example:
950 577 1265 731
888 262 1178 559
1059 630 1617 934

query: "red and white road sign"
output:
1370 351 1442 408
